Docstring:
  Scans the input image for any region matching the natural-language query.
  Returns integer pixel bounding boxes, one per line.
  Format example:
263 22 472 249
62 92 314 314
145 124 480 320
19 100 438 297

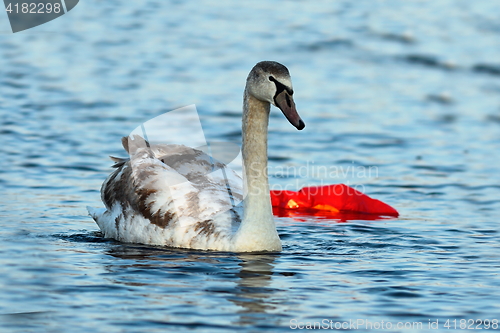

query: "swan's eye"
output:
269 76 286 96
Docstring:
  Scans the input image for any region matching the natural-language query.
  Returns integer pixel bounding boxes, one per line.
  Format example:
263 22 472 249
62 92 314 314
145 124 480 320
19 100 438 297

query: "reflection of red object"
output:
270 184 399 217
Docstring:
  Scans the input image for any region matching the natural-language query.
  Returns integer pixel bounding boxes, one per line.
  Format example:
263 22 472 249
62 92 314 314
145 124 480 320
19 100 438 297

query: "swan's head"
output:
247 61 305 130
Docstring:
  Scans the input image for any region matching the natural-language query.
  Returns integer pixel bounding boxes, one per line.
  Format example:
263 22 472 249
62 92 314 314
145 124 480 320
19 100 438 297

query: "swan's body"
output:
88 61 304 252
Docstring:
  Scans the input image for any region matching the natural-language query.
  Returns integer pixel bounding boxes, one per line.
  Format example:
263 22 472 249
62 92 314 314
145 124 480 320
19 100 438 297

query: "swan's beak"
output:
274 90 305 130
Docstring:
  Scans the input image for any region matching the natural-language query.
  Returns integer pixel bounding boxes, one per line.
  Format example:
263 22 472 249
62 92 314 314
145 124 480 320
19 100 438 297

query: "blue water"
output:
1 1 500 332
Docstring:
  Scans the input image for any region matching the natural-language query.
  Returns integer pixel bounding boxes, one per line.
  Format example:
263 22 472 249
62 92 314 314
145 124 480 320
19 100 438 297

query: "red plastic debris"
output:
270 184 399 217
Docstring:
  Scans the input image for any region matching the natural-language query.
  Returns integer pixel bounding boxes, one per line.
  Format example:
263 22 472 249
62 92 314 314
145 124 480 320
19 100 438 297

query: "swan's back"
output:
88 136 243 250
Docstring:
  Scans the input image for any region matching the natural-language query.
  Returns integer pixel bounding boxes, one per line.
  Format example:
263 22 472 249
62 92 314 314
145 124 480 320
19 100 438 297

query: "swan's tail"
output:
86 206 106 226
87 206 98 219
87 206 118 239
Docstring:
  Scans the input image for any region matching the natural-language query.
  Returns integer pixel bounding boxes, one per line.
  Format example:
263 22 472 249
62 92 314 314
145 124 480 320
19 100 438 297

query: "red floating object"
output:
270 184 399 217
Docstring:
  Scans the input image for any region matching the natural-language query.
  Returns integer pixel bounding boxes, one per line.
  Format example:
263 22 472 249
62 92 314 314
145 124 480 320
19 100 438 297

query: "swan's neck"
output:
232 89 282 252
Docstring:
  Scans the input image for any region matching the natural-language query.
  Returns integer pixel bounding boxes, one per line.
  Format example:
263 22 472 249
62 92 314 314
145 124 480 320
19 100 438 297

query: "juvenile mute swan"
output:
88 61 304 252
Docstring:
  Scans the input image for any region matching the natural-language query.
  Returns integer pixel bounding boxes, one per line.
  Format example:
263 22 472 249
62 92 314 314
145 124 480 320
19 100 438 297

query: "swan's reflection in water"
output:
103 245 286 328
232 254 279 326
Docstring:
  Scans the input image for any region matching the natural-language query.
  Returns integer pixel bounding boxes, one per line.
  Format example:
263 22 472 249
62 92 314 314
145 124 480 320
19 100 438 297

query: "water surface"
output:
1 1 500 332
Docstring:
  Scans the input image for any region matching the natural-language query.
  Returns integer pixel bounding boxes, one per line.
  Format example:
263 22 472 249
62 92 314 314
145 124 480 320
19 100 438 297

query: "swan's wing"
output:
109 156 128 168
90 140 243 250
